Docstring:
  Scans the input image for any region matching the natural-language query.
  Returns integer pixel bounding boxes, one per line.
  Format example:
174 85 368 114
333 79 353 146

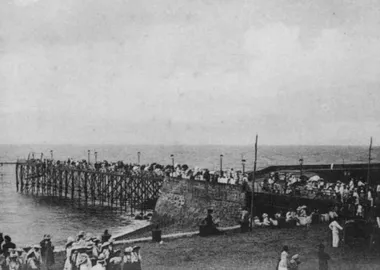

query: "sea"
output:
0 144 379 247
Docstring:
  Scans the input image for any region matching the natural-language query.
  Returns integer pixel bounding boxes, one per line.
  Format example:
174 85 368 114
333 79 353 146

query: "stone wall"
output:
152 179 245 228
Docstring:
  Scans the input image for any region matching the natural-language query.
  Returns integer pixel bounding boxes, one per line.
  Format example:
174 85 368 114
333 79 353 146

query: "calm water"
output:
0 144 379 246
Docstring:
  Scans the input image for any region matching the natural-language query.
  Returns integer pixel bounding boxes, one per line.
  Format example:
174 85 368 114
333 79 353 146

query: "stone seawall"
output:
152 179 245 228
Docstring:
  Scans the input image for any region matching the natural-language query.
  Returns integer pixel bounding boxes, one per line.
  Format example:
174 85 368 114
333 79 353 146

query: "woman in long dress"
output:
64 237 75 270
329 218 343 248
277 245 289 270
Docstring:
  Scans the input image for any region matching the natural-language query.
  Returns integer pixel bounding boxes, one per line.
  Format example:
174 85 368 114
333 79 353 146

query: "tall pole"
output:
242 159 246 175
367 137 373 186
250 134 258 232
137 152 141 165
94 152 98 163
299 158 304 178
171 154 174 175
220 155 223 176
88 150 91 164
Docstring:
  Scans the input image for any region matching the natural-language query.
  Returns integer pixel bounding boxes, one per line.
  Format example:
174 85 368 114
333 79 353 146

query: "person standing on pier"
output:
329 218 343 248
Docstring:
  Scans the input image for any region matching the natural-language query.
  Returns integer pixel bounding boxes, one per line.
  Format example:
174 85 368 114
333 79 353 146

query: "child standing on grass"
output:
277 246 289 270
317 244 330 270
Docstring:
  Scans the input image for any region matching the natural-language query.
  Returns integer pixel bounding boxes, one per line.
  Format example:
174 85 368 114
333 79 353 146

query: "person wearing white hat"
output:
7 249 21 270
40 234 54 270
100 241 114 265
253 216 262 227
64 237 75 270
91 237 102 265
91 254 106 270
262 214 270 227
122 247 133 265
15 248 25 266
288 254 301 269
130 246 142 270
77 232 86 245
26 245 42 270
76 253 92 270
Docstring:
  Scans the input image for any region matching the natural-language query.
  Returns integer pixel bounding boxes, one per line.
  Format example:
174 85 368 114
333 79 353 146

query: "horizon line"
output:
0 143 375 147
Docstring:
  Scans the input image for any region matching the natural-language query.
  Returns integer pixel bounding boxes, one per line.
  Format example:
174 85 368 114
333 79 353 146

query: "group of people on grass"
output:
63 230 142 270
277 244 331 270
0 230 143 270
0 234 54 270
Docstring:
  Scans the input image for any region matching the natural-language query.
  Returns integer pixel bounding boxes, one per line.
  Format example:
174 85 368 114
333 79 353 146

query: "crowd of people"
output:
0 230 143 270
260 172 380 219
62 229 142 270
0 234 55 270
28 157 250 185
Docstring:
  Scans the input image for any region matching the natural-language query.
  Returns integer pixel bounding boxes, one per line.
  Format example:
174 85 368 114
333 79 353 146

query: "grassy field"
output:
52 224 380 270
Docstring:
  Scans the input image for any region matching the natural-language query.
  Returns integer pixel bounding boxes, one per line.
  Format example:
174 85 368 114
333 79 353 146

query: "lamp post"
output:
299 158 304 178
220 154 223 176
88 150 91 164
242 159 246 175
137 152 141 165
50 150 53 160
171 154 174 170
94 152 98 163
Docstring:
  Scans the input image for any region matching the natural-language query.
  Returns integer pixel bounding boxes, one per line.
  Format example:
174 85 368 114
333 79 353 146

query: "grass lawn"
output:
52 224 380 270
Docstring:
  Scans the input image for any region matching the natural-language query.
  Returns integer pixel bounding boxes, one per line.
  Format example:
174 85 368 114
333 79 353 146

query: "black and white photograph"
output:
1 0 380 269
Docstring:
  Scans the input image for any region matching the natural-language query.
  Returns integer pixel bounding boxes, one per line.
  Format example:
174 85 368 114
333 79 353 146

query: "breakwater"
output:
153 179 246 228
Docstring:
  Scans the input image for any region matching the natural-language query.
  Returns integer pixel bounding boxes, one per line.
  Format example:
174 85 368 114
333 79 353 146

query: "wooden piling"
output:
16 162 165 214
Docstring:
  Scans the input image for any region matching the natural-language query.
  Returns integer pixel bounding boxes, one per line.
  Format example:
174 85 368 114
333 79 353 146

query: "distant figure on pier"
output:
39 235 54 270
101 231 111 244
134 213 144 220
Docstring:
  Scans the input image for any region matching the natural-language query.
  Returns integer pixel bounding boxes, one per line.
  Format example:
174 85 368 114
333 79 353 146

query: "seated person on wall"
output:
200 209 222 236
262 213 271 227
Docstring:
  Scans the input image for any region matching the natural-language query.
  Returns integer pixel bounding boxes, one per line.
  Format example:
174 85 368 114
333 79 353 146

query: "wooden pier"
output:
15 161 165 214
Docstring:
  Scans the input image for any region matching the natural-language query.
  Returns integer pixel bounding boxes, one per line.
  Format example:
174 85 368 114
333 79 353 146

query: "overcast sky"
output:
0 0 379 145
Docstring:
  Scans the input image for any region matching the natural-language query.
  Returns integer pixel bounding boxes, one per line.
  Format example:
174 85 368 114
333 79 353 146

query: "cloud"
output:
1 0 380 145
13 0 41 7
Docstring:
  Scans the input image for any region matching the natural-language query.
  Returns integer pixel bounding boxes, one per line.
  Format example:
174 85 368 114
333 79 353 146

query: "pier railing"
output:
15 161 165 214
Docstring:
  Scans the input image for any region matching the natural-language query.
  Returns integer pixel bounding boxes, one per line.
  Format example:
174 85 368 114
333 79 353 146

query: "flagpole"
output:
250 134 258 231
367 137 373 186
